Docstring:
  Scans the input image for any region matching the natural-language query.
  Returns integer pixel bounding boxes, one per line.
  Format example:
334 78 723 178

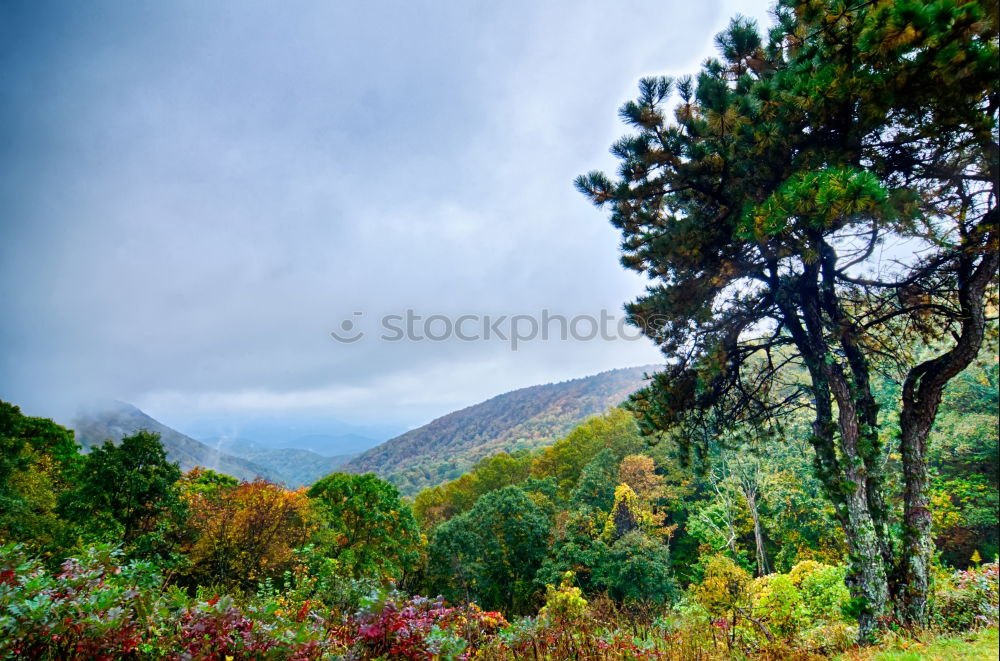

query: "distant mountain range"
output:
177 417 397 456
73 401 280 483
211 437 355 488
70 365 656 493
340 366 655 495
72 401 355 487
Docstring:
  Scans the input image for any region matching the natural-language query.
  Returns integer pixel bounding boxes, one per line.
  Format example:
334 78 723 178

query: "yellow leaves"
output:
183 479 316 589
693 554 752 616
930 490 963 533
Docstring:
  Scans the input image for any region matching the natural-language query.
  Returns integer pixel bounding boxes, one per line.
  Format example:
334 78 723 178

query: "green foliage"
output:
532 408 650 496
59 430 184 562
178 466 238 498
307 472 422 582
927 357 999 566
427 486 550 613
594 531 675 605
0 401 81 557
413 451 533 531
570 449 618 513
750 573 805 640
792 562 851 623
536 509 610 595
579 0 998 633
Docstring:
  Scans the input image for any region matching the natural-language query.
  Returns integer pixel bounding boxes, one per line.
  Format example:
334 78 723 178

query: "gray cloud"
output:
0 0 772 431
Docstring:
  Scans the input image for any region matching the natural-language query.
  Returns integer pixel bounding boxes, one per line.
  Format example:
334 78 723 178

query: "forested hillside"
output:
413 354 998 606
342 366 655 494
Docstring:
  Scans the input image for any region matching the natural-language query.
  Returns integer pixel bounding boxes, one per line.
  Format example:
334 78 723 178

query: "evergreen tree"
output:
577 0 997 635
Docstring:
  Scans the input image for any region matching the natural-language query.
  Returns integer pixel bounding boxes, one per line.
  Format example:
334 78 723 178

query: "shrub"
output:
691 554 751 621
933 561 999 631
538 571 588 624
0 544 156 660
749 573 804 640
787 560 827 588
183 479 316 592
349 593 507 660
792 562 851 622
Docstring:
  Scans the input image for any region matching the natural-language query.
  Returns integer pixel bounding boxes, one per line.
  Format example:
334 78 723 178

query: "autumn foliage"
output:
182 476 316 591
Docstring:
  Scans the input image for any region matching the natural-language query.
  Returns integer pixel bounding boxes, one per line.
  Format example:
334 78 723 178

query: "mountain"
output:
72 401 280 483
284 434 376 456
212 437 355 488
175 417 395 456
341 365 656 495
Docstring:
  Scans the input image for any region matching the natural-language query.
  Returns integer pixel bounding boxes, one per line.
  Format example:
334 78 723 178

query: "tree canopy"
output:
577 0 997 637
308 472 422 582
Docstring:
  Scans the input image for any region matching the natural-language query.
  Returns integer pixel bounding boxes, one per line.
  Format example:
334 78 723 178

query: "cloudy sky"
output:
1 0 772 436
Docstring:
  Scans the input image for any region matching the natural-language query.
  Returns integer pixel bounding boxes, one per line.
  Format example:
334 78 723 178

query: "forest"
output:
2 0 998 658
0 354 996 659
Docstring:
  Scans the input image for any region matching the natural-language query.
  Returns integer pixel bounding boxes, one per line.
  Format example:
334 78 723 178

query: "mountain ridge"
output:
341 365 656 495
72 401 280 483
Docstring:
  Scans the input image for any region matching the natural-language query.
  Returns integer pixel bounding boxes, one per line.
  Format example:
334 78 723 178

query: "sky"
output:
0 0 773 439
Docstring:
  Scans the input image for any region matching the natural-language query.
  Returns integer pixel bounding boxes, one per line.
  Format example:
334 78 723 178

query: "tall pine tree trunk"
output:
896 245 997 626
785 284 893 640
806 387 891 641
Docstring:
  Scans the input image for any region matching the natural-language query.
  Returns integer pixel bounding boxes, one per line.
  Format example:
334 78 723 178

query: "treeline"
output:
0 404 422 595
1 356 996 604
413 355 997 613
0 353 996 658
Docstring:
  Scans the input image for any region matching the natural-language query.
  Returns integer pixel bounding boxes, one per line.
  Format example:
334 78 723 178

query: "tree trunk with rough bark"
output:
896 245 998 626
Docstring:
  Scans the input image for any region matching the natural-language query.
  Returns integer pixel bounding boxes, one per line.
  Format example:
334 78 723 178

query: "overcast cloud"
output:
0 0 772 434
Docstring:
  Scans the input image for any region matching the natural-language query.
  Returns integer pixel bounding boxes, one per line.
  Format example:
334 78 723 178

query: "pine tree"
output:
578 0 997 636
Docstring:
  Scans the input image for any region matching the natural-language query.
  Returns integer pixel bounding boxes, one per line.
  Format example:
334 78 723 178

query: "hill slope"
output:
72 401 280 483
341 365 654 494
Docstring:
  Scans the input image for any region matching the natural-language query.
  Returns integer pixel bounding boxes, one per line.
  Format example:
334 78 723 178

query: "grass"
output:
837 627 998 661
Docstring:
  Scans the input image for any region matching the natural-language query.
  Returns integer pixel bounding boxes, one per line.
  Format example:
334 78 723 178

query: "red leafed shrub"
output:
349 594 507 660
0 544 151 660
178 597 276 660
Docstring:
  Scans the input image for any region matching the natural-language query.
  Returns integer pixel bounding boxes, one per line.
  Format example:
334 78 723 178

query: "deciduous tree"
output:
184 478 315 590
308 472 422 582
60 430 184 562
